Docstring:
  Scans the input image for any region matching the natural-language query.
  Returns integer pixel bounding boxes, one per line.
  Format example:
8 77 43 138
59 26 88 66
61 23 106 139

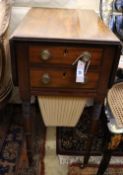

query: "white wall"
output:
77 0 99 11
12 0 99 10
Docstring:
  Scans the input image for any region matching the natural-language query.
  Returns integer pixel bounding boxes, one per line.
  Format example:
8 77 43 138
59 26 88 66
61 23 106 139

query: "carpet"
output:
15 104 46 175
0 105 24 175
57 107 123 156
1 105 123 175
43 127 123 175
0 104 46 175
68 164 123 175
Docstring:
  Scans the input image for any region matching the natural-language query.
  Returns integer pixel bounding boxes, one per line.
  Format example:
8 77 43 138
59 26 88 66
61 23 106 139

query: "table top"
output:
11 8 119 44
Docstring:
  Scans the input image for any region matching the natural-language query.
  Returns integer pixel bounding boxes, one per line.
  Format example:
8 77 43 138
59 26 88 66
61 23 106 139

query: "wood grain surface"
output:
11 8 119 43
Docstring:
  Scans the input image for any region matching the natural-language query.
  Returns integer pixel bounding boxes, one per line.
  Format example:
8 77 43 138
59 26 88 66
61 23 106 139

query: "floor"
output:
0 104 123 175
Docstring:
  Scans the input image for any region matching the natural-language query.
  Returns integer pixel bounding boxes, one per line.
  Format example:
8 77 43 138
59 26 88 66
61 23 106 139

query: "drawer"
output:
30 68 99 89
29 45 103 67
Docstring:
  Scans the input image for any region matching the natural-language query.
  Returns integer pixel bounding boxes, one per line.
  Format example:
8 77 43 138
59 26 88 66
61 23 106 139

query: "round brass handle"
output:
40 50 51 61
72 51 91 65
42 73 51 84
82 51 91 62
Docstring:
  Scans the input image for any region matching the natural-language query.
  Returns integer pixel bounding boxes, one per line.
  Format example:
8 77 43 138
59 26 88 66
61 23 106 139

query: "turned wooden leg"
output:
22 102 33 166
96 134 122 175
83 102 103 167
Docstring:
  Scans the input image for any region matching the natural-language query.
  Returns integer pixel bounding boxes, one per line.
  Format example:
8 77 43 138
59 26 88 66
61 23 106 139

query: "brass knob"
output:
72 51 91 65
82 51 91 62
42 73 51 84
40 50 51 61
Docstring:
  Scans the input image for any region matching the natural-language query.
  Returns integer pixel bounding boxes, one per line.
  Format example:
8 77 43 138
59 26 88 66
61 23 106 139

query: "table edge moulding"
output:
10 8 121 167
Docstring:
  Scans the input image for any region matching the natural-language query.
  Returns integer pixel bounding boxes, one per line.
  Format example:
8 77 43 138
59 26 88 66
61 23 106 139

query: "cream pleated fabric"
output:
38 96 88 127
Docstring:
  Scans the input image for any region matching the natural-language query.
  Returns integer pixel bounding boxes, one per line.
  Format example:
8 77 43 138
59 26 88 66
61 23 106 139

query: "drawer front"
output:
29 45 103 67
30 68 99 89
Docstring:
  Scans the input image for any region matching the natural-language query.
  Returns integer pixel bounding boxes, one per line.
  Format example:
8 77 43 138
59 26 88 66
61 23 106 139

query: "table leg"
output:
22 102 33 166
83 102 103 167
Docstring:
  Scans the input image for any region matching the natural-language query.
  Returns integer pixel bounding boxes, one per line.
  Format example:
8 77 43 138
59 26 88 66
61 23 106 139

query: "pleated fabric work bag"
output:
38 96 88 127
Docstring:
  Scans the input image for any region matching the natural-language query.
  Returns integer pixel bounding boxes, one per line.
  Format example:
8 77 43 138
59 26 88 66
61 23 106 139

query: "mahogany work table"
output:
10 8 120 166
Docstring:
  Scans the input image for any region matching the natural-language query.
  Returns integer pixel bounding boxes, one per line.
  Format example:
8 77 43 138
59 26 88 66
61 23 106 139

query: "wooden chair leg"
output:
96 134 122 175
96 150 112 175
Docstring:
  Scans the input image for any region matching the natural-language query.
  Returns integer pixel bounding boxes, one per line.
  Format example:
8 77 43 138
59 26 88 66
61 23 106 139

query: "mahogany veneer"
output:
10 8 121 167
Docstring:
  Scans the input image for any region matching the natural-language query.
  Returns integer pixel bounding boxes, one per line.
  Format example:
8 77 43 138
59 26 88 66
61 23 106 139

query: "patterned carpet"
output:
0 105 23 174
44 127 123 175
0 105 123 175
57 107 123 156
68 164 123 175
0 104 45 175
